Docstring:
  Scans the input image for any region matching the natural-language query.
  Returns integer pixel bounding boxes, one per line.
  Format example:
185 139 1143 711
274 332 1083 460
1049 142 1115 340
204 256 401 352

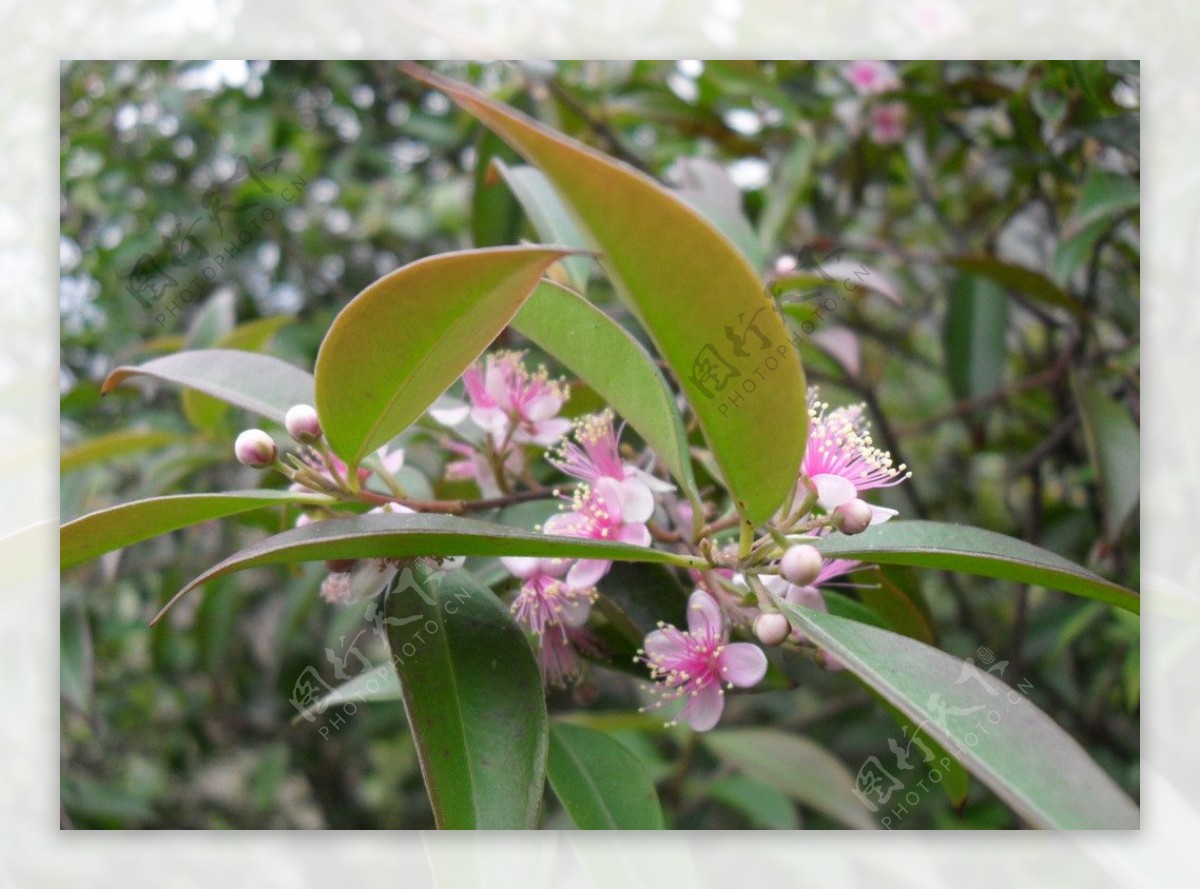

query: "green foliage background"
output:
60 60 1139 829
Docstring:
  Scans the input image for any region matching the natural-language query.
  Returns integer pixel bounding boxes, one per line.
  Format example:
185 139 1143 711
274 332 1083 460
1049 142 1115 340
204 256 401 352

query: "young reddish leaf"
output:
314 245 577 469
404 64 806 525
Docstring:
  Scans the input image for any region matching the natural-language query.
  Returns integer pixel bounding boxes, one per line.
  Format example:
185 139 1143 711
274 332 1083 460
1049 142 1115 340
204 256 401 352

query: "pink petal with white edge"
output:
719 642 769 687
812 472 857 510
686 590 724 639
617 477 655 523
523 391 563 422
870 505 899 525
567 558 610 589
522 417 573 446
430 404 471 426
500 556 541 579
680 681 725 732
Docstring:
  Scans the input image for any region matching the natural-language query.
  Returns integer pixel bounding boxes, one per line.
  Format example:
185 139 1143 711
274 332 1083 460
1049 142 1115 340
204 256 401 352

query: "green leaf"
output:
291 662 402 724
406 65 806 524
1072 374 1140 542
183 315 294 433
944 272 1010 402
774 605 1139 829
60 428 185 474
61 603 94 712
812 520 1139 613
947 255 1085 319
757 138 814 254
703 728 877 829
1066 170 1139 237
1052 217 1110 284
512 280 698 498
60 490 330 570
184 287 236 348
487 160 594 292
102 349 314 425
158 511 700 623
547 720 665 829
706 774 798 830
387 567 548 829
855 565 937 645
314 245 576 469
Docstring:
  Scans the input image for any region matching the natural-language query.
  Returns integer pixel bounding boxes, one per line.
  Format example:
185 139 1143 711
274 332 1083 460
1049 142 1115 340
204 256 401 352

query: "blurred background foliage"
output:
60 60 1139 829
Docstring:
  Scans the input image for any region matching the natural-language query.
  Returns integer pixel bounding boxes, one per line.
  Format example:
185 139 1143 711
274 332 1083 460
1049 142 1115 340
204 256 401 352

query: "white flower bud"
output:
234 428 277 468
780 543 823 587
285 403 323 444
833 497 874 535
754 612 791 647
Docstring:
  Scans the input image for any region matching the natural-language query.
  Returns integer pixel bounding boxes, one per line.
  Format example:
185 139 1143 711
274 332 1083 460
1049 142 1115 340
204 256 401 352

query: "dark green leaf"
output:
1072 374 1140 542
387 567 548 829
948 255 1084 319
547 720 664 829
944 273 1009 401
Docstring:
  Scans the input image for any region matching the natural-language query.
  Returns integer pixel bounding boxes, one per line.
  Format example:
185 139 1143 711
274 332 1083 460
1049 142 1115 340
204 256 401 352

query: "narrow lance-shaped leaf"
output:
703 729 878 829
547 720 665 829
487 160 594 292
314 245 578 470
102 349 315 425
61 428 185 474
512 280 698 499
158 511 702 623
948 256 1085 319
60 490 333 570
944 273 1010 402
1072 373 1140 543
812 520 1139 614
775 604 1139 829
387 566 548 829
404 64 807 525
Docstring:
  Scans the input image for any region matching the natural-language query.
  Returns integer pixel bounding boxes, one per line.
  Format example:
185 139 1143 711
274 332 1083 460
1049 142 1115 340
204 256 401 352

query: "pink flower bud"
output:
754 612 791 647
780 543 823 587
285 403 323 444
833 497 874 535
234 428 277 468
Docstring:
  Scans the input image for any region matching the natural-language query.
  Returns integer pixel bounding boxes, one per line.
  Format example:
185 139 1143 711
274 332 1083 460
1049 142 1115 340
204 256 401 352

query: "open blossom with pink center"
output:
447 350 572 448
868 101 907 145
544 477 654 589
443 438 524 498
842 61 900 96
549 409 674 521
802 389 909 525
640 591 768 731
501 556 594 635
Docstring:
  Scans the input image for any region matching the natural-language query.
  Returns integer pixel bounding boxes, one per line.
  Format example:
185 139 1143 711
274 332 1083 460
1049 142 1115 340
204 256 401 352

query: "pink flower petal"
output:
430 404 471 426
643 627 691 664
686 590 724 640
523 391 563 422
813 473 857 510
719 642 768 688
618 522 652 547
869 505 899 525
567 558 610 589
618 477 655 523
501 556 541 579
520 417 573 446
680 682 725 732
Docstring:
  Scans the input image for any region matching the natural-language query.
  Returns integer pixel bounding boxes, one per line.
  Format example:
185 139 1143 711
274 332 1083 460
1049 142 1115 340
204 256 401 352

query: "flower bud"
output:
833 497 873 535
234 428 277 468
285 403 323 444
780 543 823 587
754 611 791 647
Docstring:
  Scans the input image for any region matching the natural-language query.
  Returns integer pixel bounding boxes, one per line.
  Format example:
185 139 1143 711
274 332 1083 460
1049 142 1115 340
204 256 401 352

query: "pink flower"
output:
802 389 909 524
501 556 594 635
868 102 907 145
640 590 768 732
544 477 653 589
548 409 673 536
458 350 572 447
443 438 524 498
842 61 900 96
